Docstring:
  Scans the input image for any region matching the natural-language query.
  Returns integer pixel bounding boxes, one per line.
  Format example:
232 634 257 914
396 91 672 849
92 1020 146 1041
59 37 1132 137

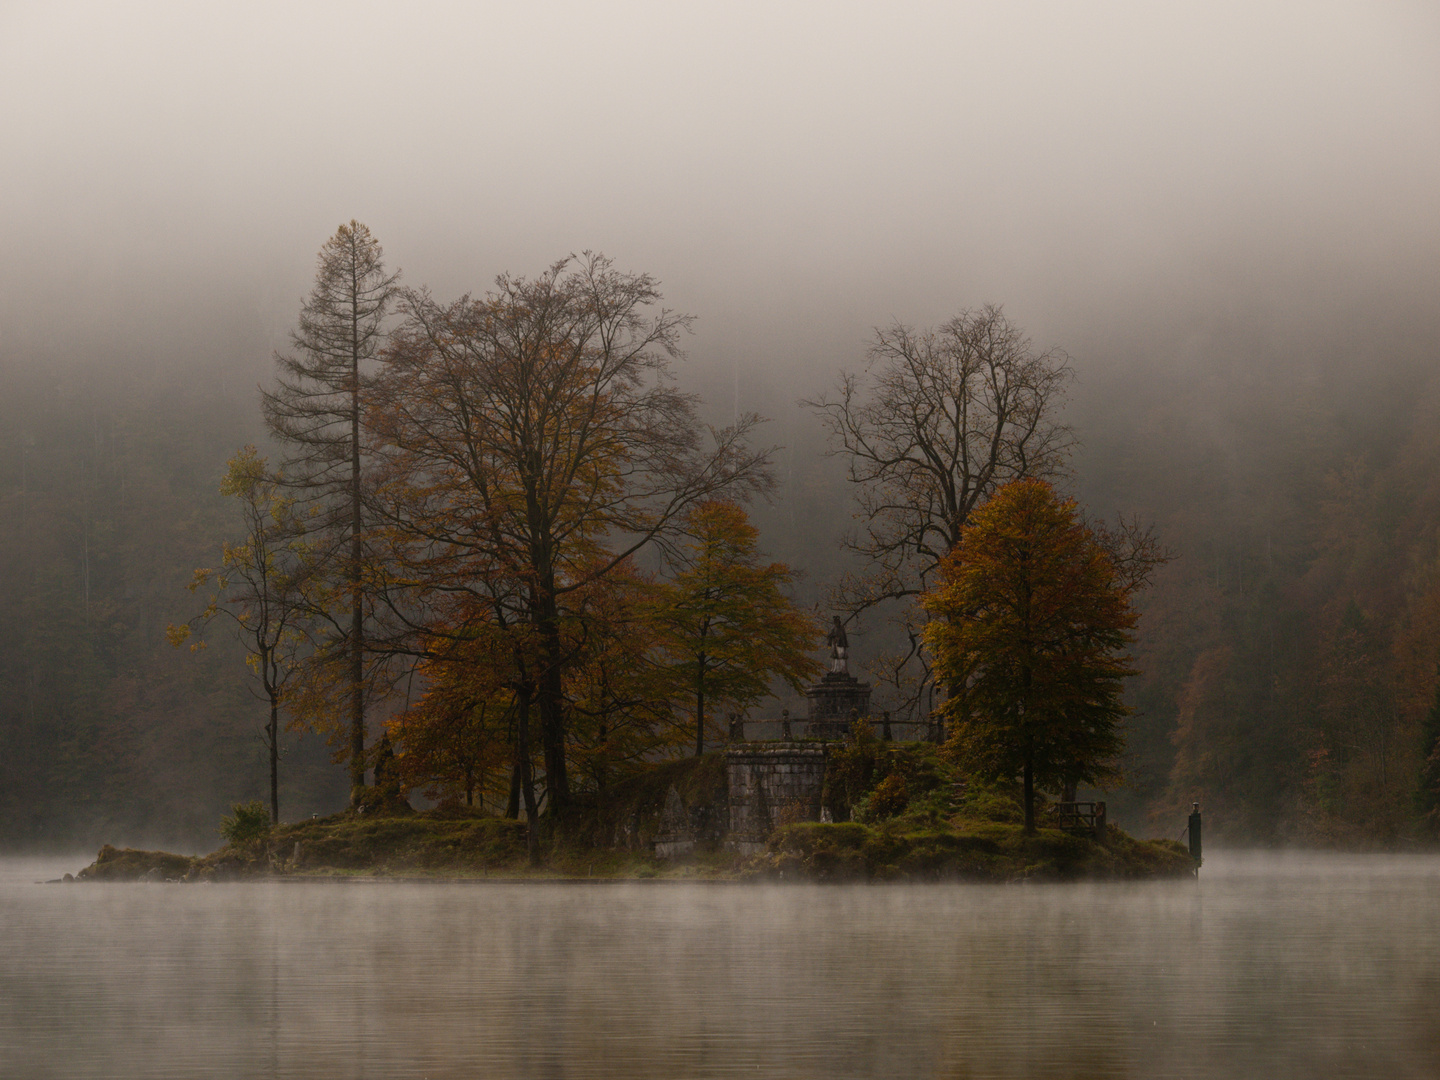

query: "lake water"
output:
2 852 1438 1078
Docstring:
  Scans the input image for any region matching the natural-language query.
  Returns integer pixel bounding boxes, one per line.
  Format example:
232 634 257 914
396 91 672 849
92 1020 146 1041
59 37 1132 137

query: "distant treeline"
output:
0 364 345 850
1077 337 1440 843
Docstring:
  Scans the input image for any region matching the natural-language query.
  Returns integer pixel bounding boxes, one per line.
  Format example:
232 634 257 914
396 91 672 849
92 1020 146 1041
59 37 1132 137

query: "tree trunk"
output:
506 758 521 819
695 659 706 757
1019 645 1035 833
596 720 608 802
515 682 540 865
1023 759 1036 835
535 602 570 817
269 693 280 825
349 589 364 804
348 298 366 806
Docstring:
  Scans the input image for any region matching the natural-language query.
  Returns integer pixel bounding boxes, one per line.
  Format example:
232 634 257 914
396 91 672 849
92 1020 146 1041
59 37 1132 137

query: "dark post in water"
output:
1188 802 1203 870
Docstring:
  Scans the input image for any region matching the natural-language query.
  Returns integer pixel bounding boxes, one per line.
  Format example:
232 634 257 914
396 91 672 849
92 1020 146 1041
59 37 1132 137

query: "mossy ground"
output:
73 745 1194 883
751 815 1195 882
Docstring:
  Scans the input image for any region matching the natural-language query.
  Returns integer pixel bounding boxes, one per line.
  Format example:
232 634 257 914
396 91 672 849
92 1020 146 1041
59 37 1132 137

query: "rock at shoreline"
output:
76 845 196 882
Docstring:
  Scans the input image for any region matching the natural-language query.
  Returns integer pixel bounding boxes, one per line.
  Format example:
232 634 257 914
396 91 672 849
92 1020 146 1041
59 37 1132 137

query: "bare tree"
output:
167 448 310 824
261 221 399 805
807 305 1073 721
367 253 773 823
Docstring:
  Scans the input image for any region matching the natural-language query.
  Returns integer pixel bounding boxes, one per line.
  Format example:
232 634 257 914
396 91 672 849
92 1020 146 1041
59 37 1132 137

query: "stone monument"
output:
804 615 871 739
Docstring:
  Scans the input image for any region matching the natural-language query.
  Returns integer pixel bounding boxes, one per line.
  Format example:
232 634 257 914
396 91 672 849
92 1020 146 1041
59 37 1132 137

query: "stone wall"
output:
724 743 828 855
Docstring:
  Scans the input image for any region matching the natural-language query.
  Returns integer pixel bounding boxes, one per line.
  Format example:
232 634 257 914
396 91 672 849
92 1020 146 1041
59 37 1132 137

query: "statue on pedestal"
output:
827 616 849 675
805 615 871 735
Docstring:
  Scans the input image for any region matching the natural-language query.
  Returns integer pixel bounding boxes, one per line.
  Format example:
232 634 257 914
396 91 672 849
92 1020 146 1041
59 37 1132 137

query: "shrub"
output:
824 727 947 822
220 801 272 846
865 772 910 820
822 723 878 821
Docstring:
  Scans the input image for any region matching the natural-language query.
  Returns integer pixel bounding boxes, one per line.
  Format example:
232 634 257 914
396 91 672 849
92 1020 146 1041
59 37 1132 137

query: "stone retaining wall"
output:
724 743 827 854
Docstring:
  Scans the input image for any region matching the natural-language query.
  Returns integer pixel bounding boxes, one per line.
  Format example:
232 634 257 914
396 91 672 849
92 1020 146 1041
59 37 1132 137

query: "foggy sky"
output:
2 1 1438 408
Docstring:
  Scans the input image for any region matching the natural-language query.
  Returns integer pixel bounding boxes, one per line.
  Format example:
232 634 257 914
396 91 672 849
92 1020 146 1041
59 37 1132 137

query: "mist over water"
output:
4 854 1439 1078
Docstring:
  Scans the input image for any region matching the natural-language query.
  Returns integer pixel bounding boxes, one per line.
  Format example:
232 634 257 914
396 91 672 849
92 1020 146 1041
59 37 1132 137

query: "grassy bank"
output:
72 812 1193 884
72 744 1194 883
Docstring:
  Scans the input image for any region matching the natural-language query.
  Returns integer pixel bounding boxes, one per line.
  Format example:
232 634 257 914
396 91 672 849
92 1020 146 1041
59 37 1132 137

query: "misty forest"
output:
3 5 1439 861
4 211 1439 855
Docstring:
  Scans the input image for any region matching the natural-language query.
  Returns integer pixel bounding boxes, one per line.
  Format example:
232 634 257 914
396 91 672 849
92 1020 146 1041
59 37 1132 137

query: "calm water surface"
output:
1 853 1438 1078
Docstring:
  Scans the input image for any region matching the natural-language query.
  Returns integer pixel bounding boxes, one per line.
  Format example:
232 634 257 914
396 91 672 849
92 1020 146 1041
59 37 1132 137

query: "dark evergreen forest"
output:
0 363 345 851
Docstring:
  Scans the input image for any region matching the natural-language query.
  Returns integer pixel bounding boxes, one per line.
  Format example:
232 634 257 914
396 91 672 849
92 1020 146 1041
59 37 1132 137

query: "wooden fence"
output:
1050 801 1107 839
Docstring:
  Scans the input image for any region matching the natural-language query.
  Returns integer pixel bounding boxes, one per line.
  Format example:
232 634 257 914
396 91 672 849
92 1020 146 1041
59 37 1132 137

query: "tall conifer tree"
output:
262 221 399 804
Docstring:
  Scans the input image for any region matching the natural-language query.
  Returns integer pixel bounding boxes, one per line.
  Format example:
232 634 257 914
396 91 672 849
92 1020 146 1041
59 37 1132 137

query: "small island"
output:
74 231 1211 885
74 722 1195 884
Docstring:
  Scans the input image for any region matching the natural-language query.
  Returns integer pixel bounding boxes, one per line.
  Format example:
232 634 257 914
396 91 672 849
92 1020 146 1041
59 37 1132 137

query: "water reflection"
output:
1 853 1438 1078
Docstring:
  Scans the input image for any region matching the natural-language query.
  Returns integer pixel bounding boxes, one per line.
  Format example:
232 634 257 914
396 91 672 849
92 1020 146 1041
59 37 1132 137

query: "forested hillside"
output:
0 364 345 851
1074 322 1440 844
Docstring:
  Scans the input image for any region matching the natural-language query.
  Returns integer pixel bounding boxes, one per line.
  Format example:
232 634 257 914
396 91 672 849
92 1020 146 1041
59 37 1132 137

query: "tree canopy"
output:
808 306 1072 720
261 221 400 804
366 253 772 821
924 479 1136 833
658 500 821 755
166 447 312 823
12 227 1440 851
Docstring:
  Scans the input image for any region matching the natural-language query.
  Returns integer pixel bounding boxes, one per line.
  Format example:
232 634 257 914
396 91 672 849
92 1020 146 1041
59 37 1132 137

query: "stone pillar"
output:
804 672 872 740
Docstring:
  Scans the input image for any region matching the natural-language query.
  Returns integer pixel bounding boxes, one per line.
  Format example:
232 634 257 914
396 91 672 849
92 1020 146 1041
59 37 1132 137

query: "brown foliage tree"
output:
367 253 771 819
167 448 311 823
924 479 1137 833
657 501 821 756
385 618 521 811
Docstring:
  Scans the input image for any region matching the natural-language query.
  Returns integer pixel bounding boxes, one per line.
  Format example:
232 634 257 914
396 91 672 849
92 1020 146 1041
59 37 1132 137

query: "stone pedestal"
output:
804 672 872 739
